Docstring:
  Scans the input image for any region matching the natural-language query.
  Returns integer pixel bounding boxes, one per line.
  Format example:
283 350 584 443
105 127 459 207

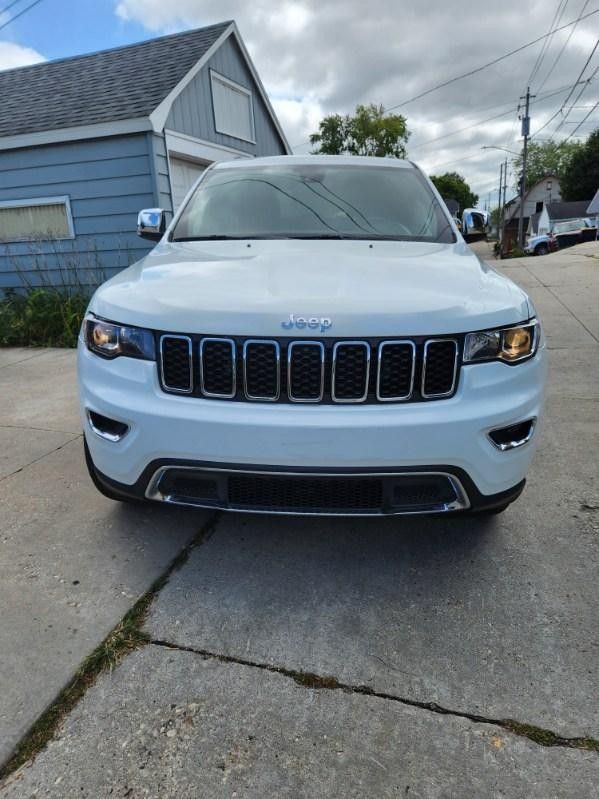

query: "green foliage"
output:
310 103 409 158
429 172 478 214
512 139 582 190
560 129 599 201
0 287 89 347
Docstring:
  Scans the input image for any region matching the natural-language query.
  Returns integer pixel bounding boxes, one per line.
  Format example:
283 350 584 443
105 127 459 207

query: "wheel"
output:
84 438 143 504
535 243 549 256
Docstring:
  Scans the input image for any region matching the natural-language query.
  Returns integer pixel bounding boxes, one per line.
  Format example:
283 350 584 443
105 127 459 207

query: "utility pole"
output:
517 87 534 249
499 158 508 255
498 160 505 247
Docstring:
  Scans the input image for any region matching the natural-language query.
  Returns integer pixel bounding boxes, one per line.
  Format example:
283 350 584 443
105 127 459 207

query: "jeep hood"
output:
90 239 531 337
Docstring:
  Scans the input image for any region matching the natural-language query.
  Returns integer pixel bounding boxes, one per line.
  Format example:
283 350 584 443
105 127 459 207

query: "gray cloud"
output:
119 1 598 200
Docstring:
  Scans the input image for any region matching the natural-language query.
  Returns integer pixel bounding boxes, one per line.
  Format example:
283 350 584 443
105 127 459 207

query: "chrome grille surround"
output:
331 341 371 403
287 340 326 403
199 337 236 399
376 340 416 402
242 339 281 401
159 334 193 394
421 339 459 399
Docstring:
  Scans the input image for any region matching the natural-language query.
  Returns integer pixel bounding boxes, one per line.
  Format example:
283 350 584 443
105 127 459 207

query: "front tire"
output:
535 243 549 256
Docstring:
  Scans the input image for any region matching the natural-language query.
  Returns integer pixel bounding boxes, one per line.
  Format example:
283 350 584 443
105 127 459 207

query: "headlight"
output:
84 315 155 360
464 320 539 364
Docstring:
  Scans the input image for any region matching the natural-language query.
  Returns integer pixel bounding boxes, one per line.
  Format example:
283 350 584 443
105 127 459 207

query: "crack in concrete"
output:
0 424 81 435
0 434 82 483
0 512 221 780
0 350 57 369
521 262 599 345
149 639 599 754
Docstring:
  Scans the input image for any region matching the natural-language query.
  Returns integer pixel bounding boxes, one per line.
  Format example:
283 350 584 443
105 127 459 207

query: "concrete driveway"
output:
1 243 598 796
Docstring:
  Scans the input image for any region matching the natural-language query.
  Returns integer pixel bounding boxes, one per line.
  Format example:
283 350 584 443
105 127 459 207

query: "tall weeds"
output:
0 238 113 348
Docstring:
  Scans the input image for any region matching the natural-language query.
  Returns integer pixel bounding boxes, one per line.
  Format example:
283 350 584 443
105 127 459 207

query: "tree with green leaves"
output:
309 104 409 158
512 139 582 190
560 129 599 201
429 172 478 215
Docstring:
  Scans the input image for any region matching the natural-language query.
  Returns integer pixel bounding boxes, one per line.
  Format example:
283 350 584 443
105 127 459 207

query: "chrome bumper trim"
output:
144 466 471 516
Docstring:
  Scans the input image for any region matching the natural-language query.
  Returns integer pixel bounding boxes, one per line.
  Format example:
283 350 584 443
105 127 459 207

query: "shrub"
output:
0 287 89 347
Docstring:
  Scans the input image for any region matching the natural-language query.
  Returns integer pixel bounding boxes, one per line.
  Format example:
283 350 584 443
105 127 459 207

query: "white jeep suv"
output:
78 156 546 516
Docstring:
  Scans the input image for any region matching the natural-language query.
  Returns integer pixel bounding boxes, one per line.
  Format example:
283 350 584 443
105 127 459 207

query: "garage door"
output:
170 157 207 210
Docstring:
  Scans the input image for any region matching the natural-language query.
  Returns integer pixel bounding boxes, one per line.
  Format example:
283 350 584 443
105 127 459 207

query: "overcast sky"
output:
2 0 598 205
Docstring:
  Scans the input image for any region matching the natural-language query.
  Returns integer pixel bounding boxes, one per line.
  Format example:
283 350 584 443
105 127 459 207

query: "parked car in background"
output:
552 218 597 249
462 208 488 240
525 233 559 256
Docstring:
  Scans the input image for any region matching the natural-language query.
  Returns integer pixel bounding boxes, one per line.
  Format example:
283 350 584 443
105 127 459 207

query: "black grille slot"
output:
422 340 458 398
333 342 370 401
244 340 280 400
200 338 235 397
160 336 192 393
378 342 415 400
228 474 383 512
391 475 457 508
288 342 324 401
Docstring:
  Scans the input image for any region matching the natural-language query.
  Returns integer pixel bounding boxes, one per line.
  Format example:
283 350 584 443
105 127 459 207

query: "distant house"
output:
586 189 599 224
0 21 290 291
502 175 561 250
537 200 593 235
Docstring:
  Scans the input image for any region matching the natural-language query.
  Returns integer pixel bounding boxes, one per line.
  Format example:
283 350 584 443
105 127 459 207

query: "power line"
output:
425 152 486 172
563 99 599 139
0 0 45 33
528 0 569 87
384 7 599 112
0 0 27 16
531 38 598 139
537 0 591 92
411 82 589 152
552 66 598 133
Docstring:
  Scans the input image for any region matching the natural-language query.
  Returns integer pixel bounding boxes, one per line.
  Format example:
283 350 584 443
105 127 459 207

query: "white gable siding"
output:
165 35 287 157
210 71 255 142
170 157 207 209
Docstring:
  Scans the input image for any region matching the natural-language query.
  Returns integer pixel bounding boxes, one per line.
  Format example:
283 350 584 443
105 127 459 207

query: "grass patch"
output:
503 720 599 752
0 597 151 781
0 287 89 348
0 514 219 782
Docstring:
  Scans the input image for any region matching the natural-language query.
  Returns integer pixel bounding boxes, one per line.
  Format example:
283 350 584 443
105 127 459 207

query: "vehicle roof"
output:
213 155 416 170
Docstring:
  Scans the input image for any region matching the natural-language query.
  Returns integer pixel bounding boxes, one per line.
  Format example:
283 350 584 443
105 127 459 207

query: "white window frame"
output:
209 69 256 144
0 195 75 243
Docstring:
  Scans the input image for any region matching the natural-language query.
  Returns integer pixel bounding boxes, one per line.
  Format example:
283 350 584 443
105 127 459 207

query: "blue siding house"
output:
0 21 290 291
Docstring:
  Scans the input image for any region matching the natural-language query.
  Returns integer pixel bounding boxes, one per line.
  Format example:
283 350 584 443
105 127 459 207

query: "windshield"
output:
553 218 588 234
171 164 455 243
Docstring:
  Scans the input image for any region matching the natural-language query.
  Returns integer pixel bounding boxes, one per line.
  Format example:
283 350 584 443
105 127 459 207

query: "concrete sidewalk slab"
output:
3 645 597 799
0 427 76 479
0 436 210 765
2 349 80 433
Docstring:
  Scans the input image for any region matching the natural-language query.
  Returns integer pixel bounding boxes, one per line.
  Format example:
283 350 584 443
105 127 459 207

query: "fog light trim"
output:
87 410 130 442
488 418 536 451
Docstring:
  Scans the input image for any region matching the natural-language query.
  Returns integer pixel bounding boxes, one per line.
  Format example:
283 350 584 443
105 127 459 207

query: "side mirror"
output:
137 209 166 241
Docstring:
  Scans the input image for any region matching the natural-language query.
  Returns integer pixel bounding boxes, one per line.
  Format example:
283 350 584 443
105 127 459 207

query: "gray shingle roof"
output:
0 21 232 138
547 201 593 220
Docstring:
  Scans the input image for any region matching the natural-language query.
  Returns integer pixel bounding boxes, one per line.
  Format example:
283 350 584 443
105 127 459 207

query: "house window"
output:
0 196 74 243
210 70 255 143
536 201 543 213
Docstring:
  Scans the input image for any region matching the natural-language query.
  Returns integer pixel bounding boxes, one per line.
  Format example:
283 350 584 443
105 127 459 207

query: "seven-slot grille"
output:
158 334 460 404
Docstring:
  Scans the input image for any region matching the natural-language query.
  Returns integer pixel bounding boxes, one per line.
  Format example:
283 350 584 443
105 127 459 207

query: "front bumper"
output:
78 342 546 507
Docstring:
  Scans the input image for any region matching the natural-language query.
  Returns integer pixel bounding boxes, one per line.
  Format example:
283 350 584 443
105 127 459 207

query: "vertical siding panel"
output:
0 134 155 290
165 36 287 156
